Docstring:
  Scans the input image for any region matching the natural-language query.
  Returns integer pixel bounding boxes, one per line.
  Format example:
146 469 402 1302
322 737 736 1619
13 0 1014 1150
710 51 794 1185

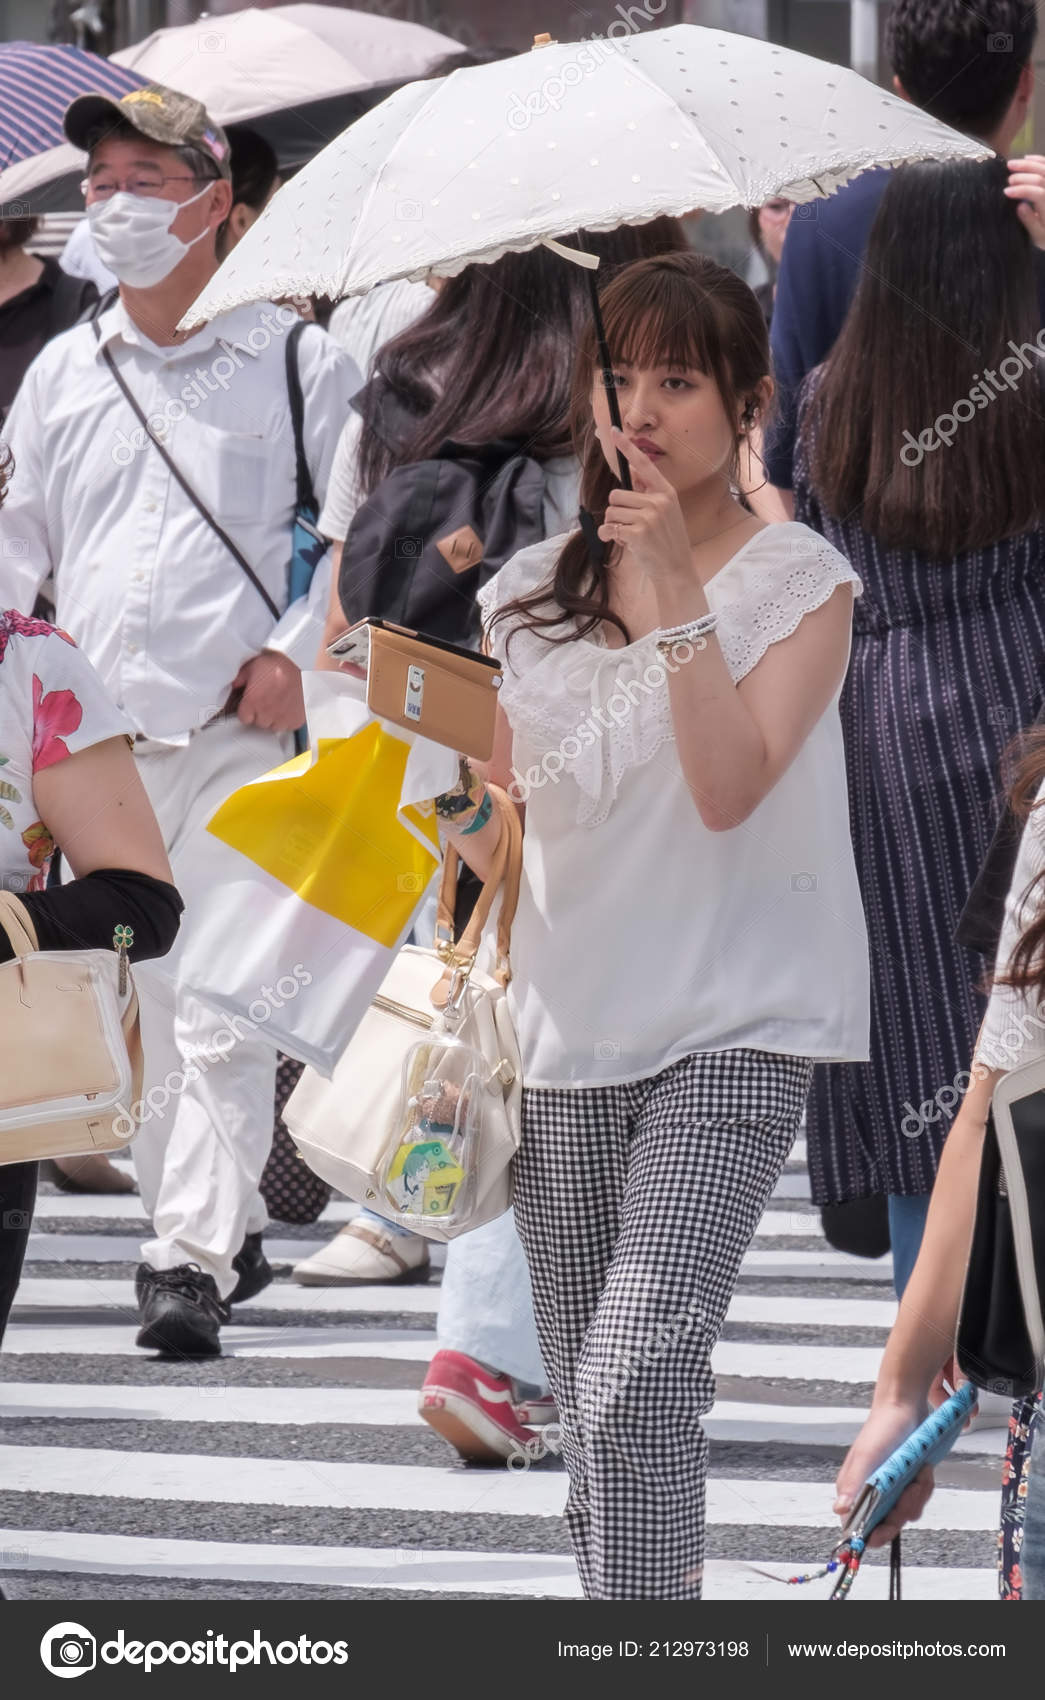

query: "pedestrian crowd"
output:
2 0 1045 1604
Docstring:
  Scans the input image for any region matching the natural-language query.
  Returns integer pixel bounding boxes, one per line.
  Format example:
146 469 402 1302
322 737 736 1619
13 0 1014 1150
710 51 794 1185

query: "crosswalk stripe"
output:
1 1323 439 1359
9 1278 897 1329
0 1445 1000 1530
0 1530 992 1601
0 1383 1008 1461
27 1199 822 1241
23 1216 825 1260
1 1322 884 1378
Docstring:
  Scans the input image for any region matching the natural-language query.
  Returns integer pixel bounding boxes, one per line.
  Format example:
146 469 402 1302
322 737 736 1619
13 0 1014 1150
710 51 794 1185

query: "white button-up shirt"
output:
0 298 360 743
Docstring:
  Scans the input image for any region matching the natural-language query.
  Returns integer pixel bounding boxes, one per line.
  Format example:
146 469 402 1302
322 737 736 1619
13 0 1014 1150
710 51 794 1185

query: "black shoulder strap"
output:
91 318 279 621
76 285 118 327
285 319 315 515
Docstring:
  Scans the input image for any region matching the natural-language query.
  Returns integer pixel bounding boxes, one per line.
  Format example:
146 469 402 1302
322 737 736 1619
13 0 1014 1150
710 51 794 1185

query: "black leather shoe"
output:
227 1231 273 1305
135 1263 229 1357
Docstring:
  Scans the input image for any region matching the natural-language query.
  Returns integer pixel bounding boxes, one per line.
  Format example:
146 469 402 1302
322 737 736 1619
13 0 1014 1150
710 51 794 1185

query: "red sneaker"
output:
419 1349 544 1464
514 1391 558 1428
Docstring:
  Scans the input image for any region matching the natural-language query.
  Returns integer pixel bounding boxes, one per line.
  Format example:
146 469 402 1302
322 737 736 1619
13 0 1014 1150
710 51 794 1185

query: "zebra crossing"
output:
0 1144 1008 1601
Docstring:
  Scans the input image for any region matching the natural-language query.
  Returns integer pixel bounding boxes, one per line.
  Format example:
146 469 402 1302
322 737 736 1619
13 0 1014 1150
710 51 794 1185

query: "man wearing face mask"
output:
0 84 360 1357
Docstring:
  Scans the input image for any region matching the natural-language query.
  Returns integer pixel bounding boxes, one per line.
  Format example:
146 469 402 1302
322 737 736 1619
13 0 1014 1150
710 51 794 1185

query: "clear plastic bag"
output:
377 1030 491 1230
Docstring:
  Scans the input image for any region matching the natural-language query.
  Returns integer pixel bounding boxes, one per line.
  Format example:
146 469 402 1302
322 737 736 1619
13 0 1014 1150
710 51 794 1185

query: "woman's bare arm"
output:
32 737 172 883
833 1063 999 1544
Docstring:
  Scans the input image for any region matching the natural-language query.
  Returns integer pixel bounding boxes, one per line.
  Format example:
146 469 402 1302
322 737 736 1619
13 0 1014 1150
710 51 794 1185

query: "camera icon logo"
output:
790 871 818 893
2 200 29 217
988 31 1013 50
792 201 817 220
199 30 226 52
1 539 29 557
397 872 423 894
3 1209 30 1230
394 536 424 559
593 1039 621 1060
40 1622 96 1678
396 199 423 221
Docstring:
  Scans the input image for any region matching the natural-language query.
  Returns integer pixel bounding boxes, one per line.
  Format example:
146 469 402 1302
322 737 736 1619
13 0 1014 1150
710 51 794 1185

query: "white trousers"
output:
130 719 289 1299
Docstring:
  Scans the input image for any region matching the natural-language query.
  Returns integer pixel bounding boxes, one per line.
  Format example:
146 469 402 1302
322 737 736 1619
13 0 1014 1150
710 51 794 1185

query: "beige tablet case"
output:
366 623 501 761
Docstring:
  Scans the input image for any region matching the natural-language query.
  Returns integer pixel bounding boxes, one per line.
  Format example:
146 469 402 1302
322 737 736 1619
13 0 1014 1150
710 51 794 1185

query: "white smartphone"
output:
326 623 373 670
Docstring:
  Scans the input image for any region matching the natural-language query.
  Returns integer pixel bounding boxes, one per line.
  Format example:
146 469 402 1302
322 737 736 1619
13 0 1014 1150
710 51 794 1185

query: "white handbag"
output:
284 787 523 1243
0 892 143 1165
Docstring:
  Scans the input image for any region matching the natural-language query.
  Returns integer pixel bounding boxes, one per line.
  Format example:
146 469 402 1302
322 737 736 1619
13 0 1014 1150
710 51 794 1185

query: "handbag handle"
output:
0 892 39 957
435 785 522 985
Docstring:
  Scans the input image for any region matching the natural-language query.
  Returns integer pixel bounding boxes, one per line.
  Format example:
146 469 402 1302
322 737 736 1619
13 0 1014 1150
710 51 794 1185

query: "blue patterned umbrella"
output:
0 41 146 173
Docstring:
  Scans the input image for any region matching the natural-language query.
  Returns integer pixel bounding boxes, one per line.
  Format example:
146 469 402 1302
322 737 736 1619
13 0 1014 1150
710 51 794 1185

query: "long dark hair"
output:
804 157 1045 556
358 219 688 495
492 250 770 649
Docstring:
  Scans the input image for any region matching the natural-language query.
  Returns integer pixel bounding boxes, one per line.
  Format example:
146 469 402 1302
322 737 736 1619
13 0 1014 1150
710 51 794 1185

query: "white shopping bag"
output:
175 672 459 1074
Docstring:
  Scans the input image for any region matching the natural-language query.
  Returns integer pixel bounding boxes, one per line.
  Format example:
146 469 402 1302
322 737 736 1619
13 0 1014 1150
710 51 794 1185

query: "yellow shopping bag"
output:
176 673 459 1073
207 724 438 947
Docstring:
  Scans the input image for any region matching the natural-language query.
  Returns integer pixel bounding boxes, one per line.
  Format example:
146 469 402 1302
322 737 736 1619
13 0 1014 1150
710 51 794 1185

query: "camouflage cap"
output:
64 83 231 179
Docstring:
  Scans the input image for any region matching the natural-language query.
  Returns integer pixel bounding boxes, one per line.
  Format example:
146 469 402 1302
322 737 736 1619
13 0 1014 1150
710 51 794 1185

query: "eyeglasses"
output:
80 174 213 201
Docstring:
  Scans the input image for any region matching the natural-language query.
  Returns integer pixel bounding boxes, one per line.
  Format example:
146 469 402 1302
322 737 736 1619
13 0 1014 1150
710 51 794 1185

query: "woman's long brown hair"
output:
358 219 689 497
998 727 1045 1001
803 157 1045 556
490 251 770 650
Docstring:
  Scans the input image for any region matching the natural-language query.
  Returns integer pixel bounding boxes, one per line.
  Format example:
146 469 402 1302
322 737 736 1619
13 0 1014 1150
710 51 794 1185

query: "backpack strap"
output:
285 319 316 517
91 318 280 621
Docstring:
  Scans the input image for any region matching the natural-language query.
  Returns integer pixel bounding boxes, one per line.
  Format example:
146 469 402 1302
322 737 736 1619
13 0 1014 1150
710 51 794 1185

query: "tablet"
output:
327 618 502 761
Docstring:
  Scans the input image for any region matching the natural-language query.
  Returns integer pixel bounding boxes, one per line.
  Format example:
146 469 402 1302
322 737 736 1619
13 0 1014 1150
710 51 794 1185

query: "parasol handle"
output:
582 254 632 492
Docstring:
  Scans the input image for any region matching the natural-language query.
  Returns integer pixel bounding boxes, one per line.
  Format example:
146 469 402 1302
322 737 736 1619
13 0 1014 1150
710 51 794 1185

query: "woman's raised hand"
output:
597 428 694 585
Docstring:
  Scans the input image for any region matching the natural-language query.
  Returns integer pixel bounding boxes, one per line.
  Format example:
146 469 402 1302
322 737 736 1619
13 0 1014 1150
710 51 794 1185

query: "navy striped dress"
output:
795 385 1045 1202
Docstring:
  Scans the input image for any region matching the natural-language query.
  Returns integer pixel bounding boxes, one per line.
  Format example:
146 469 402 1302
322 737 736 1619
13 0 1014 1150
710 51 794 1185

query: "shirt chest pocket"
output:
167 415 294 526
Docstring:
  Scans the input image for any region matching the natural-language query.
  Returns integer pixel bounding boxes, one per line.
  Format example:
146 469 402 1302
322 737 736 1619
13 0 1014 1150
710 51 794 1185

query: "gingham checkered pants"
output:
513 1048 812 1601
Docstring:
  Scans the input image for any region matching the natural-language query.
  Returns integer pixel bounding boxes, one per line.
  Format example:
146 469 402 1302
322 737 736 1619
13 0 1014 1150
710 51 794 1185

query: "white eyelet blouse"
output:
478 523 871 1089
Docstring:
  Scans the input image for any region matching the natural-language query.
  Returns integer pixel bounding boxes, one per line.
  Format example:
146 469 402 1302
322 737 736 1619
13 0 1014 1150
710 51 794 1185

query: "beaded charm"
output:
114 924 134 996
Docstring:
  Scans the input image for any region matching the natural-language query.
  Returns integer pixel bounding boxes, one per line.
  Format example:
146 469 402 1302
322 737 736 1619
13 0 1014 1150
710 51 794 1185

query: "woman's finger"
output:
604 487 657 508
611 426 673 491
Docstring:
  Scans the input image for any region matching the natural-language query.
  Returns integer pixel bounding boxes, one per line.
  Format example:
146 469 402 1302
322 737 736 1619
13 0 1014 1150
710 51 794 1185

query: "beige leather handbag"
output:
0 892 144 1165
284 786 524 1243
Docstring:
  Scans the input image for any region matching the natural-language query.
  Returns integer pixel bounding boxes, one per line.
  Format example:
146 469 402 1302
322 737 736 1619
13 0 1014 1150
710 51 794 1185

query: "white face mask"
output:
87 182 213 288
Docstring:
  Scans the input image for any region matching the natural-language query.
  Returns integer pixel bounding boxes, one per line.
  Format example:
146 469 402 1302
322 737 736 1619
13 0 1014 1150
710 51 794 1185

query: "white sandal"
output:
291 1219 430 1286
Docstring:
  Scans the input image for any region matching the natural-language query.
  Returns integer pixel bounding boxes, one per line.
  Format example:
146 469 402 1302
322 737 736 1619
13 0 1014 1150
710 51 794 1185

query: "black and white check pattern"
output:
514 1048 813 1600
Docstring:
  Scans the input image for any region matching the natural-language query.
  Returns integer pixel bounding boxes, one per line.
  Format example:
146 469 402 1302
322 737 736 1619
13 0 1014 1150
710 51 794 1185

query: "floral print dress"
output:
0 610 131 894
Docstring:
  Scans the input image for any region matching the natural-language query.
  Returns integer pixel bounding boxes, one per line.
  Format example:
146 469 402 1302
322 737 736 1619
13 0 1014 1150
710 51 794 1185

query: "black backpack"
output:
337 378 548 646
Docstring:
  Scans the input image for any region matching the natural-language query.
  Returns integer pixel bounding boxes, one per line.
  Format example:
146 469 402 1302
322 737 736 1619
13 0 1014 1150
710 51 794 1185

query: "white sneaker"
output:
291 1219 431 1286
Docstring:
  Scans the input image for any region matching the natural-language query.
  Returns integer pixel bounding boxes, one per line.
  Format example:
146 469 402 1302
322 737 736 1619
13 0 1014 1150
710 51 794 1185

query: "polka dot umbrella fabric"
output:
182 22 989 327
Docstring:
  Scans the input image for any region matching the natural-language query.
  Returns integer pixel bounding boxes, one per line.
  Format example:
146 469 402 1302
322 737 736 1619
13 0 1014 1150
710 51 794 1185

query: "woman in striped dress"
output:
794 155 1045 1296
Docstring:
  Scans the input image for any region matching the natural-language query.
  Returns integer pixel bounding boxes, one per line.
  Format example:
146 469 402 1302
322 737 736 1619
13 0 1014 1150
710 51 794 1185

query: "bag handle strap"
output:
435 785 522 986
0 892 39 957
91 320 280 621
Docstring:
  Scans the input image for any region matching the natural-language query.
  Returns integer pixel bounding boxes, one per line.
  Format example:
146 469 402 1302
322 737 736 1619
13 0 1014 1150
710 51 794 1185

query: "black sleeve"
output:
955 803 1024 963
0 868 183 966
